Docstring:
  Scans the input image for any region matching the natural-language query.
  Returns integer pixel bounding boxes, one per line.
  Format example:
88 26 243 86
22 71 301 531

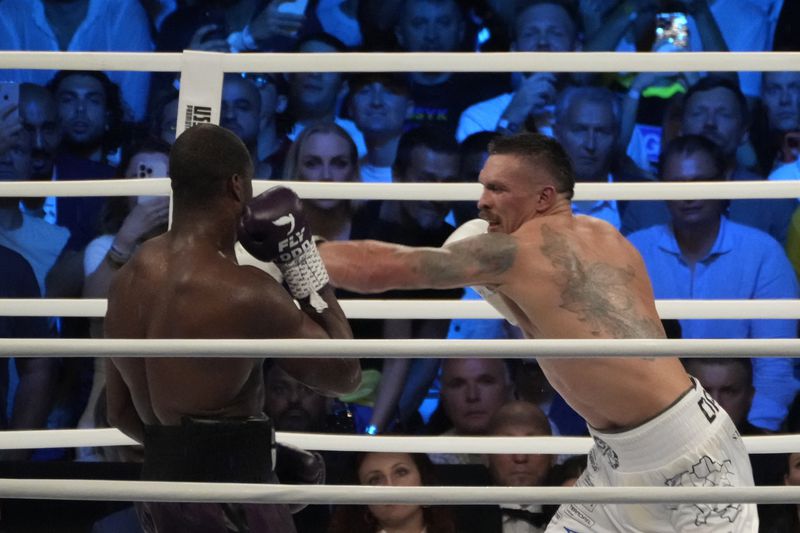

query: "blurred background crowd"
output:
0 0 799 531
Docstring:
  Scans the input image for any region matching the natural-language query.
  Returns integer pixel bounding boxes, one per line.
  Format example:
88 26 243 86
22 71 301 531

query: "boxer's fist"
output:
238 186 329 304
445 219 519 326
275 442 326 513
238 186 308 264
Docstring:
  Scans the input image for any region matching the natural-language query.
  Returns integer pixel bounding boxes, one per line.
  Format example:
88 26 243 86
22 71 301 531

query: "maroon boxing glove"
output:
238 186 329 306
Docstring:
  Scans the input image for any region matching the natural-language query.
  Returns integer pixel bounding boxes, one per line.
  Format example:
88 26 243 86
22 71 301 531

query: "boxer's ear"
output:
230 173 246 203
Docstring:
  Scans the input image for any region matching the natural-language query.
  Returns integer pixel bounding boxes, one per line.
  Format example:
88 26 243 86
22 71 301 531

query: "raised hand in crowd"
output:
249 0 307 43
500 73 557 127
187 24 231 52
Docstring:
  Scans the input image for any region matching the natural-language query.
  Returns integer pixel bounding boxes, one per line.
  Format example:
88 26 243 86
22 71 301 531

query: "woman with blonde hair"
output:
283 121 361 241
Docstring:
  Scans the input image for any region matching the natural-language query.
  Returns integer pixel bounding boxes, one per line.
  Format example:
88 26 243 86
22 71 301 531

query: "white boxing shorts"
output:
546 378 758 532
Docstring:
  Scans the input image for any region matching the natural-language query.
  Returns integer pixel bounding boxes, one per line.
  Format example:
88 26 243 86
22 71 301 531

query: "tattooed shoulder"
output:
539 224 659 339
424 233 518 287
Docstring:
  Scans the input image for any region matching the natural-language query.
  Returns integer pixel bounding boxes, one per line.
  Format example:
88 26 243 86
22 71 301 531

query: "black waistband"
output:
141 416 275 483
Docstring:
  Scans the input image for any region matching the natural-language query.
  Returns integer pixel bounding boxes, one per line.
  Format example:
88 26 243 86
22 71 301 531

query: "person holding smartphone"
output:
456 0 581 142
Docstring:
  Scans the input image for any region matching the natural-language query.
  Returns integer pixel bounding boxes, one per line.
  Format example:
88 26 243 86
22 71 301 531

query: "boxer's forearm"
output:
319 240 429 293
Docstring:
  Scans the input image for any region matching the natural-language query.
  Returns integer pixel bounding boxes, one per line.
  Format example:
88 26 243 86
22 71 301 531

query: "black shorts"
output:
136 416 296 533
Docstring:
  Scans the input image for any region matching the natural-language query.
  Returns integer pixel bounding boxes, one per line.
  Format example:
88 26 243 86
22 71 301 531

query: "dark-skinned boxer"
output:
105 123 360 533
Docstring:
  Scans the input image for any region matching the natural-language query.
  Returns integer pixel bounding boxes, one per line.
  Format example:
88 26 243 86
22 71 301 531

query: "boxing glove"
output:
275 442 326 513
238 186 329 308
443 219 519 326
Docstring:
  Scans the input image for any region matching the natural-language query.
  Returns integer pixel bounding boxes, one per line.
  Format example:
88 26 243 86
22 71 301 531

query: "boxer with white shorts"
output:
319 132 758 531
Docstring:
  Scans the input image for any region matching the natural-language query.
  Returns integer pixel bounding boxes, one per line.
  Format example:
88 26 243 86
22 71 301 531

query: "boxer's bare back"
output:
320 151 691 431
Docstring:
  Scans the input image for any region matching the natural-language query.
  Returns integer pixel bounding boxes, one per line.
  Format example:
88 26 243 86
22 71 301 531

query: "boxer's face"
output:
478 154 541 233
488 421 552 487
440 358 511 435
359 453 423 528
786 453 800 486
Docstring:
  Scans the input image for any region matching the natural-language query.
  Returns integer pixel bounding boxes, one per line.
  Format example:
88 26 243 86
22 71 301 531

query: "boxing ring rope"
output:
4 298 800 319
1 337 799 358
1 178 799 201
0 478 799 505
1 49 800 507
0 50 798 73
0 428 796 455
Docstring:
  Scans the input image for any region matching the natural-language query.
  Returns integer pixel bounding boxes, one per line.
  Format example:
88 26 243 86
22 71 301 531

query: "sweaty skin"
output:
105 171 359 443
320 153 690 430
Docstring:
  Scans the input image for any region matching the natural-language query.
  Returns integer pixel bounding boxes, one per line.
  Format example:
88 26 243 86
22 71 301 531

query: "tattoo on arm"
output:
420 234 518 288
540 225 663 339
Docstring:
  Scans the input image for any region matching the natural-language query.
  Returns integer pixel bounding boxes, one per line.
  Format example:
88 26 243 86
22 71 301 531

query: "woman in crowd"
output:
328 451 456 533
283 121 361 241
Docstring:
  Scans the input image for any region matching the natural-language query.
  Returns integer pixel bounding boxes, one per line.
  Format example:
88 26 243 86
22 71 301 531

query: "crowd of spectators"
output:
0 0 799 531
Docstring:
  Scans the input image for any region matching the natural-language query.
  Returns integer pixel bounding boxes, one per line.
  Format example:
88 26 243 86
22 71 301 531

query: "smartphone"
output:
654 12 689 51
0 81 19 116
277 0 308 15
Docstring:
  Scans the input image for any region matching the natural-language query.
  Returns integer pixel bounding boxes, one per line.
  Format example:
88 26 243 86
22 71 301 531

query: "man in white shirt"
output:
456 0 581 142
0 0 153 121
350 73 413 184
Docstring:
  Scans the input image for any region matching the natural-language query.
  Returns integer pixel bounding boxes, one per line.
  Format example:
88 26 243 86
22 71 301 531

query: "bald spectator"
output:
428 358 514 465
486 401 553 532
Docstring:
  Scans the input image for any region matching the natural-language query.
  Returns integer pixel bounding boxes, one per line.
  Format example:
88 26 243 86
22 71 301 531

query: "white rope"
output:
4 298 800 320
0 338 798 358
0 478 797 505
0 179 798 201
0 428 796 455
0 50 797 73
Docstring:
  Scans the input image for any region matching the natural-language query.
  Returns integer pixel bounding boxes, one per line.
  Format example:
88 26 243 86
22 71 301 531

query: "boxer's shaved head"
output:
170 123 253 203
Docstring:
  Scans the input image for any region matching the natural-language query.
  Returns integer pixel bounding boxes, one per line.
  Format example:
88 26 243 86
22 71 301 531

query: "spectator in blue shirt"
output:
628 135 799 431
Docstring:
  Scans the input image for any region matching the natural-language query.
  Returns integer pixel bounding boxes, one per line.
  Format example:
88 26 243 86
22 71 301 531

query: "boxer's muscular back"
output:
106 236 305 426
500 215 691 430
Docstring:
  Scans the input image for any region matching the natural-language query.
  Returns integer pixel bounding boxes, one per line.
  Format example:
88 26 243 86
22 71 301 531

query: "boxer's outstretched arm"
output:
320 233 518 293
